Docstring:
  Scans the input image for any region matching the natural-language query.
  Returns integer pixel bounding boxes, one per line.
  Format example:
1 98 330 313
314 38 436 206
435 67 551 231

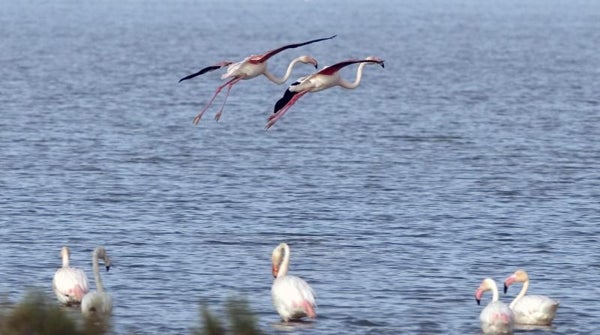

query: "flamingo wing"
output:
179 61 233 82
273 82 301 113
318 58 385 76
252 35 336 63
53 267 90 303
272 275 316 321
512 295 559 325
82 291 113 315
480 301 514 334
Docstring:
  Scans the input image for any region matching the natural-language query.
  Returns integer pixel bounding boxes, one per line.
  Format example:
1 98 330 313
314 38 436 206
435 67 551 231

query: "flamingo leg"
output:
214 77 242 121
193 77 239 125
266 91 308 129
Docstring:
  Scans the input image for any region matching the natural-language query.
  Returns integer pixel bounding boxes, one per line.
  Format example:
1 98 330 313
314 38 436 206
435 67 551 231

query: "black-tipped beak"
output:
503 284 508 294
380 62 385 68
106 266 110 272
314 63 318 69
476 298 481 306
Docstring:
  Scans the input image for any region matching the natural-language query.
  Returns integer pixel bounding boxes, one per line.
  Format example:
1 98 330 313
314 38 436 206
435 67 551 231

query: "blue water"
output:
1 0 599 334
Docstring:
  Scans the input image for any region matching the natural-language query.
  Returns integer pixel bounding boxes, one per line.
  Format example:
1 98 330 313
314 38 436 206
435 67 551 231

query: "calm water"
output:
1 0 599 334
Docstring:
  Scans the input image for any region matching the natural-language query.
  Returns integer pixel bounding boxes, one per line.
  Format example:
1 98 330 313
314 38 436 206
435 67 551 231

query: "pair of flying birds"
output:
179 35 384 129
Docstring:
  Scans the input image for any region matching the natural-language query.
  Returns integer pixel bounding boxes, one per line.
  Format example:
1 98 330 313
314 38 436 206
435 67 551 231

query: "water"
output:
1 0 599 334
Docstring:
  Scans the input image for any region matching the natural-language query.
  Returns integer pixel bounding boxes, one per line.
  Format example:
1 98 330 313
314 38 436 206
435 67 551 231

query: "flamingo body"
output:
266 57 385 129
81 291 113 316
52 246 90 305
220 57 268 81
476 278 514 334
504 269 559 325
179 35 336 123
272 275 316 322
479 301 515 335
510 295 558 325
271 243 316 322
81 247 113 317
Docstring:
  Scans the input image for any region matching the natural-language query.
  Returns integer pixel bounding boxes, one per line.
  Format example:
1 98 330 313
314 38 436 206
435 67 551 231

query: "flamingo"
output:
265 56 385 129
81 247 113 316
52 246 90 305
475 278 515 334
503 269 559 325
271 243 316 322
179 35 336 124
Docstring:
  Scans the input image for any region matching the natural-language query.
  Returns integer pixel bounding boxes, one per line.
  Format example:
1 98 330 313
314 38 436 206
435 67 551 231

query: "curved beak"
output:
313 62 318 69
503 275 516 293
272 265 278 278
475 288 483 305
106 265 110 272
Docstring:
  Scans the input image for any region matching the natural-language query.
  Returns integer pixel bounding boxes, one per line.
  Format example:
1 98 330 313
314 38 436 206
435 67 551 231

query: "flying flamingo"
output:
52 246 90 305
265 56 385 129
271 243 316 322
81 246 113 316
475 278 515 334
503 269 559 325
179 35 336 124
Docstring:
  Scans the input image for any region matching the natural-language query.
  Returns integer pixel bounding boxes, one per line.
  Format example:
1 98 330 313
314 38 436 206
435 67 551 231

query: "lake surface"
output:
1 0 599 334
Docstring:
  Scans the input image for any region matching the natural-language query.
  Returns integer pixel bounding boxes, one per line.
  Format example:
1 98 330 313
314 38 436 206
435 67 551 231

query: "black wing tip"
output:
273 86 299 113
178 65 222 83
178 72 199 83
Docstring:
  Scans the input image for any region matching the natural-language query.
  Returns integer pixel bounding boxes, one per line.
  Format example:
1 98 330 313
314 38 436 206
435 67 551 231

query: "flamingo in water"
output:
265 56 385 129
81 246 113 316
179 35 336 124
53 246 90 305
504 269 559 325
475 278 515 334
271 243 316 322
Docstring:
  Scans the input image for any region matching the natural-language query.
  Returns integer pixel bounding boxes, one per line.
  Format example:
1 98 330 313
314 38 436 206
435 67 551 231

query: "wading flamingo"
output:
271 243 316 322
52 246 90 305
504 269 559 325
81 247 113 316
266 56 385 129
475 278 514 334
179 35 336 124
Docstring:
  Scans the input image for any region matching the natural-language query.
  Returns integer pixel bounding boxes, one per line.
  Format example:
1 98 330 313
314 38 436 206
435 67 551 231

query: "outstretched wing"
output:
318 58 385 76
179 61 233 82
251 35 337 63
273 82 301 113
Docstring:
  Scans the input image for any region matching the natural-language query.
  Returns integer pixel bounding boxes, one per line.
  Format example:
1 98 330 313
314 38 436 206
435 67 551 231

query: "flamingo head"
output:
503 269 528 293
298 55 319 69
271 243 287 278
365 56 385 68
96 247 112 272
475 278 493 305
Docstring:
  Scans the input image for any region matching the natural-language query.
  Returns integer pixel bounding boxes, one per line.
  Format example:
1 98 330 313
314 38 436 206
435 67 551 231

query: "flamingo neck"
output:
263 57 304 85
338 62 369 89
276 244 291 278
62 253 70 268
92 249 104 293
489 279 500 302
510 279 529 309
